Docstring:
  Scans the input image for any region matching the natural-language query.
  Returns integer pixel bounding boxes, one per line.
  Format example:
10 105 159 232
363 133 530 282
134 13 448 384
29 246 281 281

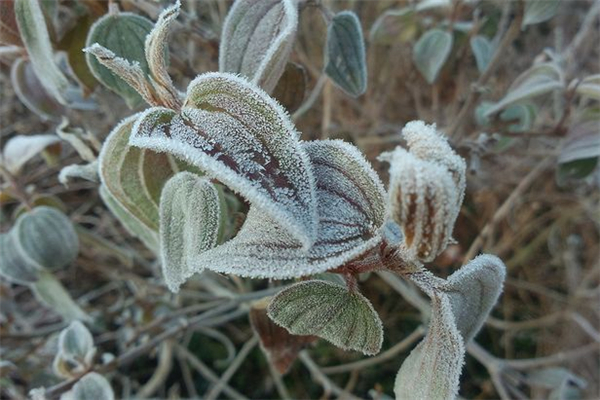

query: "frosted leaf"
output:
219 0 298 93
13 206 79 270
130 73 318 249
190 139 386 279
59 161 99 187
1 134 60 175
160 172 222 292
324 11 367 97
60 372 114 400
0 230 44 285
54 321 96 379
381 147 459 262
394 292 464 400
56 119 96 163
413 29 453 84
267 280 383 355
442 254 506 343
32 270 90 322
470 35 494 74
522 0 561 28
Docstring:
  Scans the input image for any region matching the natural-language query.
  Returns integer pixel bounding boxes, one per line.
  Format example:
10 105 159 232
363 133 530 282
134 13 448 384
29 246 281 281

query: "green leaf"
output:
85 11 153 108
557 157 598 182
219 0 298 93
1 134 60 175
267 280 383 355
13 206 79 270
394 292 464 400
325 11 367 97
64 372 115 400
559 120 600 164
130 73 318 250
442 254 506 343
159 172 222 292
369 8 417 45
31 270 90 322
413 29 453 84
0 230 43 285
470 35 493 74
272 62 307 113
499 103 537 133
53 321 96 378
522 0 561 28
575 74 600 101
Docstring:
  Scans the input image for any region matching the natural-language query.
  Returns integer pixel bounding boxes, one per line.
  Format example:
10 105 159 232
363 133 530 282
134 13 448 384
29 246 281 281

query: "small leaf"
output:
56 119 97 163
159 172 222 292
268 280 383 355
1 134 60 175
485 62 564 117
0 230 43 285
559 120 600 164
61 372 115 400
130 73 318 249
522 0 561 28
31 270 90 322
470 35 493 73
443 254 506 343
575 74 600 100
324 11 367 97
369 8 417 45
272 62 307 113
219 0 298 93
394 292 464 400
413 29 453 84
54 321 96 378
59 161 99 187
557 157 598 183
10 57 65 121
85 11 154 108
499 103 537 133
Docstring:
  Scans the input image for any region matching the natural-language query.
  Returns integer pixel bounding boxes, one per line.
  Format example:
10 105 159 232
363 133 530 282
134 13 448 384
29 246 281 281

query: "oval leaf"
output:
575 74 600 101
470 35 493 74
58 320 95 361
522 0 561 28
325 11 367 97
1 134 60 175
160 172 222 292
413 29 453 84
0 230 43 284
85 12 153 108
219 0 298 93
267 280 383 355
65 372 115 400
130 72 318 249
31 270 90 322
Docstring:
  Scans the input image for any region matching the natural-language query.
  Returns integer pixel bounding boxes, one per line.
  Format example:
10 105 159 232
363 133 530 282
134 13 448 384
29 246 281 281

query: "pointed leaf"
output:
1 134 60 175
394 292 464 400
159 172 222 292
522 0 561 28
219 0 298 93
272 62 307 113
61 372 114 400
189 139 386 279
0 230 43 284
130 73 318 249
442 254 506 343
31 270 90 322
325 11 367 97
268 280 383 355
470 35 493 73
413 29 453 84
85 11 153 108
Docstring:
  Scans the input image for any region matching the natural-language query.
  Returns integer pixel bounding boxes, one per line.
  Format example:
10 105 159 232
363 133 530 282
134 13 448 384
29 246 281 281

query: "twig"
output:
298 351 361 400
135 340 174 398
562 0 600 76
504 342 600 369
177 351 199 398
267 357 292 400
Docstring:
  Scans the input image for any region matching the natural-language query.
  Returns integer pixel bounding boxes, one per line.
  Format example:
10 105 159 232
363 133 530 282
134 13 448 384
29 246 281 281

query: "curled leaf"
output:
219 0 298 93
324 11 367 97
59 161 99 187
1 134 60 175
268 280 383 355
61 372 114 400
413 29 453 84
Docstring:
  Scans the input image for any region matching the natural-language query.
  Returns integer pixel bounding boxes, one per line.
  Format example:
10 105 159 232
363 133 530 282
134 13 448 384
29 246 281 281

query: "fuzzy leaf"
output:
61 373 114 400
54 321 96 378
219 0 298 93
325 11 367 97
268 280 383 355
272 62 307 113
575 74 600 100
394 292 464 400
443 254 506 343
10 57 65 121
130 73 318 249
13 206 79 270
1 134 60 175
85 12 153 108
188 139 386 279
369 8 417 45
499 103 537 133
59 161 99 187
485 62 564 116
159 172 222 292
559 120 600 164
32 270 90 322
14 0 72 105
413 29 453 84
0 230 43 284
522 0 561 28
470 35 493 73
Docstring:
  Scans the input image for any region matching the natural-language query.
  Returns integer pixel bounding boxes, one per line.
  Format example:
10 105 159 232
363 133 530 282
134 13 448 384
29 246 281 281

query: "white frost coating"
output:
160 172 221 292
219 0 298 93
130 73 318 249
1 134 60 175
59 161 99 186
189 140 386 279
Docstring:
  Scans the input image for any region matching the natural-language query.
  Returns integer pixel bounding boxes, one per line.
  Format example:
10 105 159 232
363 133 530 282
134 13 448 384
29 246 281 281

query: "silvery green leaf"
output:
32 270 90 322
188 139 386 279
470 35 493 74
10 57 65 121
369 8 417 45
413 29 453 84
499 103 537 133
1 134 60 175
85 12 153 108
0 230 44 284
130 73 318 249
522 0 561 28
56 119 96 163
324 11 367 97
485 62 564 117
60 372 114 400
442 254 506 343
14 0 72 105
159 172 222 292
13 206 79 270
59 161 99 187
54 321 96 378
575 74 600 100
558 120 600 164
267 280 383 355
394 292 464 400
219 0 298 93
415 0 451 11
